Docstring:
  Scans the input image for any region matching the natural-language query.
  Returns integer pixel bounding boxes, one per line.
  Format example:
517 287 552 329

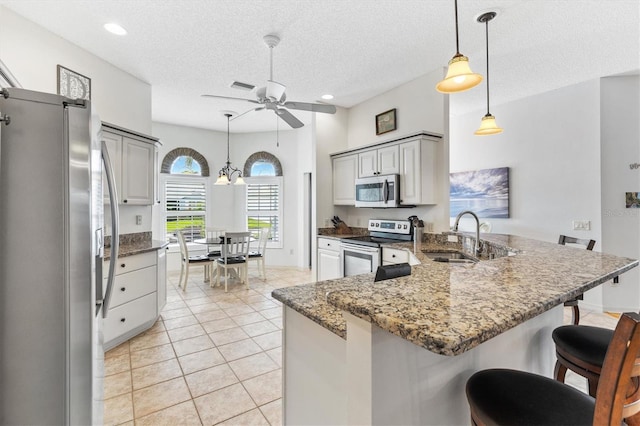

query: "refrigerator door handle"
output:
101 141 119 318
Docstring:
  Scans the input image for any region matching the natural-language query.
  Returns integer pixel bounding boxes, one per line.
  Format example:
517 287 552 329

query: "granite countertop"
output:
104 239 169 260
272 233 638 356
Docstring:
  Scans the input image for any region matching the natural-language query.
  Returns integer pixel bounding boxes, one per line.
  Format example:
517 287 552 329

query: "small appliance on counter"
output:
340 219 413 276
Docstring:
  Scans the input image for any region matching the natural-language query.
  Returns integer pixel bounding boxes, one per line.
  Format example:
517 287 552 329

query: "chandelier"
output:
215 113 245 185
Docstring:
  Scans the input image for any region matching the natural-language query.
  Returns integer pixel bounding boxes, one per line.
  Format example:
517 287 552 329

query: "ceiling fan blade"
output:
231 106 265 121
275 108 304 129
284 101 336 114
201 94 259 104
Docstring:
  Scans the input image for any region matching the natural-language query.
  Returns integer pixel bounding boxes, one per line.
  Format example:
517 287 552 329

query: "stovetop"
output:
340 234 412 248
339 219 414 247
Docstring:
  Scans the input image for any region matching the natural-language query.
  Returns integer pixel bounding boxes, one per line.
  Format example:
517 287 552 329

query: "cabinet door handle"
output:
124 199 128 203
392 254 396 258
120 287 126 292
120 263 126 268
120 318 126 323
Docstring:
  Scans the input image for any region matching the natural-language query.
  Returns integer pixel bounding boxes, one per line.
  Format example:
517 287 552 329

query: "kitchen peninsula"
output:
272 233 639 425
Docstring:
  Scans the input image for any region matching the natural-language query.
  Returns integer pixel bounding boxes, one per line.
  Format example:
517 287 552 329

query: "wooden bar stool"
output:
558 234 596 325
552 323 613 397
466 312 640 425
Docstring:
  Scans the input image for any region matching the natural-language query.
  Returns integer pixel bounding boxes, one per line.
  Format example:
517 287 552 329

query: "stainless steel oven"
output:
341 242 381 277
340 219 413 277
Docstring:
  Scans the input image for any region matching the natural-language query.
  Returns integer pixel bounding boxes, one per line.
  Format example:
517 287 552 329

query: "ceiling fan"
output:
202 34 336 129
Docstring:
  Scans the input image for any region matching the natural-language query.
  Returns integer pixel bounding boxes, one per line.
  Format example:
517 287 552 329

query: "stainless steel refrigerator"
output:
0 87 120 425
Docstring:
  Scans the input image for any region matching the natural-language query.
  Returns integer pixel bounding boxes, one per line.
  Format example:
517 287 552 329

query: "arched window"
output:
161 148 210 242
243 151 282 177
243 152 283 247
161 147 210 177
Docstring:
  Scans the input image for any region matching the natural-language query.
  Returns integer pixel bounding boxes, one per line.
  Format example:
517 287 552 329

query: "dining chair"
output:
248 228 270 280
205 227 225 257
466 312 640 426
559 235 596 325
177 230 213 291
215 231 251 292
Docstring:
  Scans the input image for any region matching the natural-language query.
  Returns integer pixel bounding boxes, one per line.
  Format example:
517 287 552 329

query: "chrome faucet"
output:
453 210 483 256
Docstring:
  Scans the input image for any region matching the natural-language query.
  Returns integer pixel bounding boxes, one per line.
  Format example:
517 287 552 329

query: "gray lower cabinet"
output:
103 250 163 351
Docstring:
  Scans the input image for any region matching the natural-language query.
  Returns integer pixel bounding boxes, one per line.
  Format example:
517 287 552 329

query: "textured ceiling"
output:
1 0 638 132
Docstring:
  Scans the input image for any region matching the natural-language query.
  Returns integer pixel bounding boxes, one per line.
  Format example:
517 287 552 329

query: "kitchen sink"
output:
423 251 478 264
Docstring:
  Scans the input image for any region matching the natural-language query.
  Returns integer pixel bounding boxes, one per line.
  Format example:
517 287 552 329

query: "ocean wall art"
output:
450 167 510 218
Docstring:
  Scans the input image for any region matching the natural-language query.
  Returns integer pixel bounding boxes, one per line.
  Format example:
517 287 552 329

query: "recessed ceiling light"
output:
104 23 127 36
321 94 334 100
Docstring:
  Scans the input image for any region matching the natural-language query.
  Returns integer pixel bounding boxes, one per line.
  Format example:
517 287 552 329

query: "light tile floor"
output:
103 264 314 426
104 264 618 425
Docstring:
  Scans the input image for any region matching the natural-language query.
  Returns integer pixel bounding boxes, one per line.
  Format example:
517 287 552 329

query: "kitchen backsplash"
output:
104 231 152 248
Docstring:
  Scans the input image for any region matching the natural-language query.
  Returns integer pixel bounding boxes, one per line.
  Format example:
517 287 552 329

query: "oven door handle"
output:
341 243 381 253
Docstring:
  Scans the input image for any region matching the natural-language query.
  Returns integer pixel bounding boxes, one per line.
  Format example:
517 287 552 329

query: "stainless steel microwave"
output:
355 174 400 208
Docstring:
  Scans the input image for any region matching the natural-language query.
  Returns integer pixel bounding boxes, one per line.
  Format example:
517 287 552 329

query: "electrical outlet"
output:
136 215 142 225
572 220 591 231
447 235 459 243
424 222 434 232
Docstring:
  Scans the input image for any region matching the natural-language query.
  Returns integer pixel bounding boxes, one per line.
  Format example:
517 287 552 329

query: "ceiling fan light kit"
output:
474 11 503 136
215 113 245 185
436 0 483 93
202 33 336 129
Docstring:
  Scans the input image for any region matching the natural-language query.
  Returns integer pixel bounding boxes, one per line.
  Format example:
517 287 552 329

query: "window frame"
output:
245 176 283 249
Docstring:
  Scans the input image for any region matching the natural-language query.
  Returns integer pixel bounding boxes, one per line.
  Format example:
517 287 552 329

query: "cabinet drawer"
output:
115 251 156 275
318 238 341 252
382 248 409 264
108 266 156 308
104 292 157 343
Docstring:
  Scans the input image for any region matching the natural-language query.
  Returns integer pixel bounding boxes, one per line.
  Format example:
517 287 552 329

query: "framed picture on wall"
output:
57 65 91 100
375 108 396 135
450 167 510 218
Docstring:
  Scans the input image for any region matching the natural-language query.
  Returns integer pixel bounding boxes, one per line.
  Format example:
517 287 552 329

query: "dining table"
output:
192 232 257 282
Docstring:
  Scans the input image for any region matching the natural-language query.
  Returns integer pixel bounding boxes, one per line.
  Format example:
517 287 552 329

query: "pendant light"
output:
474 11 503 136
215 113 245 185
436 0 483 93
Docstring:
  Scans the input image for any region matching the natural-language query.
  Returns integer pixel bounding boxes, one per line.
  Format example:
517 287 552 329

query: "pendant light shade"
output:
475 114 502 135
475 12 503 136
436 0 482 94
215 113 245 185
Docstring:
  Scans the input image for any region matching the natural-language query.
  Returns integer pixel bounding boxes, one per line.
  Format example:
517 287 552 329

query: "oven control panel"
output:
368 219 412 235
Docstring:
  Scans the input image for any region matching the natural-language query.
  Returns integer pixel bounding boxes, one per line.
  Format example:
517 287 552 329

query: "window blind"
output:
165 180 206 242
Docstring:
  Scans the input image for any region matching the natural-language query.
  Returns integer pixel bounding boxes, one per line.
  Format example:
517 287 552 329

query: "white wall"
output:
450 79 602 243
318 68 450 233
0 6 151 134
152 121 311 268
600 75 640 311
1 6 155 236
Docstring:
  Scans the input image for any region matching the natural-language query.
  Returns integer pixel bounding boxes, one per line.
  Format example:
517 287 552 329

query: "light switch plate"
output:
572 220 591 231
136 215 142 225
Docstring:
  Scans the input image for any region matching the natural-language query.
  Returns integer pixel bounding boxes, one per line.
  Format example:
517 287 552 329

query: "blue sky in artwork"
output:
450 167 509 199
171 156 202 175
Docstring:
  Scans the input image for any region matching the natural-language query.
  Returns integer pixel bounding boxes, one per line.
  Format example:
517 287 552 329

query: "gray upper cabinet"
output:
358 145 399 177
331 132 441 206
102 123 159 206
332 154 358 205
